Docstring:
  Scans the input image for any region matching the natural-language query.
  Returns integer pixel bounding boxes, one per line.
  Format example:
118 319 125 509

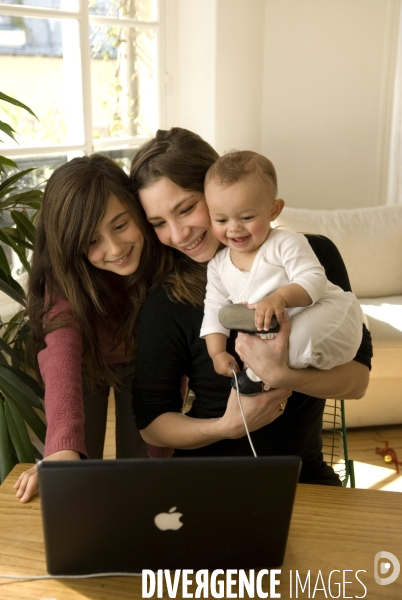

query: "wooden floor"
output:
104 392 402 492
347 425 402 491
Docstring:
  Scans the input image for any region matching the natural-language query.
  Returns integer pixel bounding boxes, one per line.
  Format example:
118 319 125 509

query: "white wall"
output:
164 0 217 143
165 0 401 209
214 0 265 153
261 0 401 209
165 0 265 153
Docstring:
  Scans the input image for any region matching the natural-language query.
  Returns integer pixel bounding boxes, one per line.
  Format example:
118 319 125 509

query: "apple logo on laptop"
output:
154 506 183 531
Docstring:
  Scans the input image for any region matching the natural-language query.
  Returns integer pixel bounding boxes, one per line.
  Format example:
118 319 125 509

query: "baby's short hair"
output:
205 150 278 198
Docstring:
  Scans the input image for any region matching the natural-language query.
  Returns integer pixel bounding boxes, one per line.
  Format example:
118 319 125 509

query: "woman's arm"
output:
140 386 291 448
133 288 291 449
235 312 370 400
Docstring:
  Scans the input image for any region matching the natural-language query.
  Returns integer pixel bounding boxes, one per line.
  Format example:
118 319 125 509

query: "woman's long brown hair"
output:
28 154 169 387
130 127 220 306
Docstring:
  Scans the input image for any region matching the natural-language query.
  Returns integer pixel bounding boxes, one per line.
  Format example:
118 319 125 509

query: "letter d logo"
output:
374 551 400 585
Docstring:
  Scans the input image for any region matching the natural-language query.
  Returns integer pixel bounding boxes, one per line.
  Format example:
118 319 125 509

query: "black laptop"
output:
38 456 301 575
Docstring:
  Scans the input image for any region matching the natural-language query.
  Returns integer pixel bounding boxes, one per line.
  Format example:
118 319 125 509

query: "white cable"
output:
230 366 257 458
0 572 141 583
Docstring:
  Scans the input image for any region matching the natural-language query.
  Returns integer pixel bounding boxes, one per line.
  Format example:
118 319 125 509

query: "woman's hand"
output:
236 311 370 399
219 385 291 440
235 310 292 389
14 449 80 503
141 384 291 450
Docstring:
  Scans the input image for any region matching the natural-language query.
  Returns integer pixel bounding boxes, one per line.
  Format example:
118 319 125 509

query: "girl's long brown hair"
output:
130 127 220 306
28 154 169 387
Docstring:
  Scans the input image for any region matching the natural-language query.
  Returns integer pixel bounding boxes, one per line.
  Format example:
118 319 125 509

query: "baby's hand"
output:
212 352 240 377
248 292 286 331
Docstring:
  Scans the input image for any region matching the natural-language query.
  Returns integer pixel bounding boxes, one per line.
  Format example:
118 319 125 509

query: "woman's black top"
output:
132 235 372 485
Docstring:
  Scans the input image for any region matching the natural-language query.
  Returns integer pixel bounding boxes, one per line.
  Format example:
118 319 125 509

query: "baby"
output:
200 150 363 395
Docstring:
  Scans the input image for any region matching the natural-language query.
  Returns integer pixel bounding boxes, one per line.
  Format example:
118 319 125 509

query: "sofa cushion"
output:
359 296 402 380
273 205 402 298
345 296 402 427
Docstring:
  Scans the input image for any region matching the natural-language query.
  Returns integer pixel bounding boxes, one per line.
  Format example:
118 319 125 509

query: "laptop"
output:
38 456 301 575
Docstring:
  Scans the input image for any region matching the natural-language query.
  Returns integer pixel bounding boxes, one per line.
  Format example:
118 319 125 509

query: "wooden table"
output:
0 464 401 599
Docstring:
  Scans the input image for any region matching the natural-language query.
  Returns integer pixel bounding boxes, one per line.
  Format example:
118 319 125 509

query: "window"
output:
0 0 163 173
0 0 164 315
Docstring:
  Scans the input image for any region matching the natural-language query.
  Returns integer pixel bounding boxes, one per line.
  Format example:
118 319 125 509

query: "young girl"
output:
201 151 363 394
15 154 168 502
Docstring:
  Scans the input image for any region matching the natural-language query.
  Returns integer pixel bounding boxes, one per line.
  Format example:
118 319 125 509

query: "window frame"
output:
0 0 166 159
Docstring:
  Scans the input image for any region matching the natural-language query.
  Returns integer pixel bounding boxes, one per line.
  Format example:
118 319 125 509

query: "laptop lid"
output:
38 456 301 575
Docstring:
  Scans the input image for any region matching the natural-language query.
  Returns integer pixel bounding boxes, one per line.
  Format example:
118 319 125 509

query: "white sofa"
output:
273 204 402 428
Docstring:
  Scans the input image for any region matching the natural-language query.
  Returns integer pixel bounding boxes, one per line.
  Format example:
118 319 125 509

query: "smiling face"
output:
86 193 144 275
139 176 221 263
205 178 284 256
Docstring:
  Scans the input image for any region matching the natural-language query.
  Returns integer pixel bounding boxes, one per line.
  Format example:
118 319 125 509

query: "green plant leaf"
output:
0 275 26 306
1 364 43 400
10 349 30 372
0 120 17 143
6 345 30 373
0 400 11 483
0 92 38 120
1 190 43 210
0 229 33 251
12 319 30 339
11 210 36 244
0 168 35 196
1 310 26 345
0 246 11 279
0 229 30 271
0 365 44 411
10 326 30 349
1 225 33 245
5 397 36 463
0 186 17 198
0 266 26 296
9 455 17 471
0 155 18 169
3 394 46 444
0 337 21 363
10 200 41 212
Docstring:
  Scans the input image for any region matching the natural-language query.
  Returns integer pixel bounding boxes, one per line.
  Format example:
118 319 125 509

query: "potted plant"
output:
0 91 46 483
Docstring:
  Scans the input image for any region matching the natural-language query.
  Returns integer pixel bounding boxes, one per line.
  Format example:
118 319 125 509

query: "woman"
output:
15 154 169 502
129 127 372 485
